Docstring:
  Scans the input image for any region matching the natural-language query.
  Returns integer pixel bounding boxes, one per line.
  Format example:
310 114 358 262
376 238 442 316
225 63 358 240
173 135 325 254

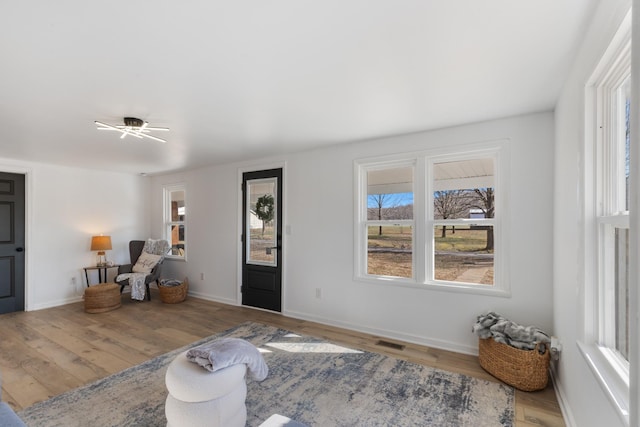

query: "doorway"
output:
0 172 26 314
241 168 283 312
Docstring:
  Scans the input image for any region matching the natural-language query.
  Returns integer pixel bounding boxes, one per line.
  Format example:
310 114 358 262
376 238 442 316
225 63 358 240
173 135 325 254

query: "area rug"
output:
18 322 514 426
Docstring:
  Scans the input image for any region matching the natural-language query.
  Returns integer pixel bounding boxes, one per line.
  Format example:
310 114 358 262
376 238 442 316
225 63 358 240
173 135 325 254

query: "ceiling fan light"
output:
95 117 168 143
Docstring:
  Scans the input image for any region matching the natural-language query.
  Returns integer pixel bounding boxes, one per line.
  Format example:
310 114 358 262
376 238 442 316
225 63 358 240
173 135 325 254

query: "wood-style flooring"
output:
0 291 564 426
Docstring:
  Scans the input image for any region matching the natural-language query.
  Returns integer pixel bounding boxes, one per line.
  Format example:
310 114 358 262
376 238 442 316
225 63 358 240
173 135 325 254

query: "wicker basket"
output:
84 283 121 313
158 278 188 304
478 337 550 391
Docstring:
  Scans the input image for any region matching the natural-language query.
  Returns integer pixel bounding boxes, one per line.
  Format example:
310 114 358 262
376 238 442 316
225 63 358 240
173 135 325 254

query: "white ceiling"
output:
0 1 598 175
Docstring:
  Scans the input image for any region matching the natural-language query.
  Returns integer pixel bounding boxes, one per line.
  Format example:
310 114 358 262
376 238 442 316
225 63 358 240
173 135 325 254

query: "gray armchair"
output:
115 240 167 301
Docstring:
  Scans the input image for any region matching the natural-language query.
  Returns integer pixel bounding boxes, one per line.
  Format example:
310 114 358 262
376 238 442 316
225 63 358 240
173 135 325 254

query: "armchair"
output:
115 240 169 301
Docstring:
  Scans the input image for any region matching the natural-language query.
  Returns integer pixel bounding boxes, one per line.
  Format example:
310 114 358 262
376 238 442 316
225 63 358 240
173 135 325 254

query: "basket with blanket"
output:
158 277 189 304
472 312 552 391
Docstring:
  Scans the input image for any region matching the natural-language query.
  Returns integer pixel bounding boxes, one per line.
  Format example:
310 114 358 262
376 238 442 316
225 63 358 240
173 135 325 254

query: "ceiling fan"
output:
94 117 169 143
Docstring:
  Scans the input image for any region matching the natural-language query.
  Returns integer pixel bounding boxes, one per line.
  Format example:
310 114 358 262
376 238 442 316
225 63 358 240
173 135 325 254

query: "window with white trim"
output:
428 155 497 286
362 160 415 280
355 142 508 296
580 12 631 421
164 184 186 259
597 71 630 366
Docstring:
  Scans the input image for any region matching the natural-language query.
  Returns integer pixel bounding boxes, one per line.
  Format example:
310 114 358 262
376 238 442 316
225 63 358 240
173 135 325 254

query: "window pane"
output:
247 178 277 266
617 76 631 211
367 225 412 278
433 225 493 285
367 166 413 221
170 190 185 221
615 228 629 360
169 225 185 256
433 158 495 220
166 187 186 258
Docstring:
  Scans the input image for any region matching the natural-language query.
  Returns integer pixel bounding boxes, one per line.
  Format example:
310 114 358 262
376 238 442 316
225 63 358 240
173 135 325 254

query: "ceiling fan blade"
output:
124 129 144 139
95 121 122 131
140 133 167 143
144 126 170 132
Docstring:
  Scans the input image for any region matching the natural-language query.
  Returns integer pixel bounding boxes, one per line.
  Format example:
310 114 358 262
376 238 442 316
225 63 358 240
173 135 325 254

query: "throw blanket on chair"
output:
143 239 170 257
116 272 147 301
117 239 170 301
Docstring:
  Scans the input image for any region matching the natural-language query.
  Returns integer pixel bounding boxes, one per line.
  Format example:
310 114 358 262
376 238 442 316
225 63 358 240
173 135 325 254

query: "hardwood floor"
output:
0 291 564 426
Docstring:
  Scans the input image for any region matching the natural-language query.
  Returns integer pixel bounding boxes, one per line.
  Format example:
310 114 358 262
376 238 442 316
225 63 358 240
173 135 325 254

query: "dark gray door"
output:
242 168 282 312
0 172 25 314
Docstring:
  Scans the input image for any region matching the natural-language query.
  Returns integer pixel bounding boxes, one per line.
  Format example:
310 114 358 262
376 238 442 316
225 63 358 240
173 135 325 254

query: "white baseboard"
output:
186 290 237 306
283 308 478 356
550 364 577 427
28 295 83 311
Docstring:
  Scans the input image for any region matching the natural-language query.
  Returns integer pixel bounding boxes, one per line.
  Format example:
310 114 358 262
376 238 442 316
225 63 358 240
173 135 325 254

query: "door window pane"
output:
247 178 277 266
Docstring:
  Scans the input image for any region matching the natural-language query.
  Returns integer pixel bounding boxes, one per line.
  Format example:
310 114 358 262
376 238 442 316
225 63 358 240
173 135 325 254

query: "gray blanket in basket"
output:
473 312 550 351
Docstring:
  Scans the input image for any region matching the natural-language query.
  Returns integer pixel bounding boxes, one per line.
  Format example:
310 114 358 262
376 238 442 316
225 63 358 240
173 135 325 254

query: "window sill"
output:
577 340 629 426
354 275 510 297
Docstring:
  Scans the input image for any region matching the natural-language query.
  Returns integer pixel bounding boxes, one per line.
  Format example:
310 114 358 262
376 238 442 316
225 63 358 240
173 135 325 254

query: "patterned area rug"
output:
18 322 514 426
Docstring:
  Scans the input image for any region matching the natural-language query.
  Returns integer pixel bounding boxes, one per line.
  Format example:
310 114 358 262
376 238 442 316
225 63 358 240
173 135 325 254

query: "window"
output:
355 142 508 295
580 12 631 421
362 161 415 280
428 156 496 286
597 72 630 365
164 184 186 259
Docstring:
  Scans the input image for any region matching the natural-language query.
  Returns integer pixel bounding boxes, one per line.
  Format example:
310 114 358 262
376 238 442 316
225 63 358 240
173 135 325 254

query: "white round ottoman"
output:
165 384 247 427
165 350 248 427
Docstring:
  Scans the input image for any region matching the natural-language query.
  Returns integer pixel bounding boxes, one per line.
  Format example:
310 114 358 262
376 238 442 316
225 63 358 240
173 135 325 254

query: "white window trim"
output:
425 147 508 296
355 157 418 285
580 10 631 426
354 140 510 297
163 183 187 261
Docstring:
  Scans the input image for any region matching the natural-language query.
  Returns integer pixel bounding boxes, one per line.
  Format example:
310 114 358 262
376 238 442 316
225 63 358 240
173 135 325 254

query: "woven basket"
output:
84 283 121 313
158 278 188 304
478 337 550 391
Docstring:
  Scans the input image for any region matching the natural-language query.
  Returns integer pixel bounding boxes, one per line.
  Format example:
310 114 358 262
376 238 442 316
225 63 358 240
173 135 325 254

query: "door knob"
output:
16 247 24 252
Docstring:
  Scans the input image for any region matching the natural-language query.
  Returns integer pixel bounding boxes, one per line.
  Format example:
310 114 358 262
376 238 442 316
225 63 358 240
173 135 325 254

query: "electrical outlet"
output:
71 277 77 286
200 273 205 281
550 336 562 361
315 288 321 299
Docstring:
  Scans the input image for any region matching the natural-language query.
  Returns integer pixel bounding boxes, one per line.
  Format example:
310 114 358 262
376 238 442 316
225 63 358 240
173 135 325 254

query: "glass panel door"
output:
242 168 283 312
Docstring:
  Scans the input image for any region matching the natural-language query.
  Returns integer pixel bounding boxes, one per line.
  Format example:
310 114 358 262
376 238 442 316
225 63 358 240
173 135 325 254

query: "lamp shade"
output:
90 235 112 251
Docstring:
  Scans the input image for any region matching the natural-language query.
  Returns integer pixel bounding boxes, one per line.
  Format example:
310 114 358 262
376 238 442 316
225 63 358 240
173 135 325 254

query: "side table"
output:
83 265 120 286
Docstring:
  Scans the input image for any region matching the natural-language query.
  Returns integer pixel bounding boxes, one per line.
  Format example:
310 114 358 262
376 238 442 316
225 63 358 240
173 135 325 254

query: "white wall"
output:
152 111 555 355
0 158 151 310
553 1 630 426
